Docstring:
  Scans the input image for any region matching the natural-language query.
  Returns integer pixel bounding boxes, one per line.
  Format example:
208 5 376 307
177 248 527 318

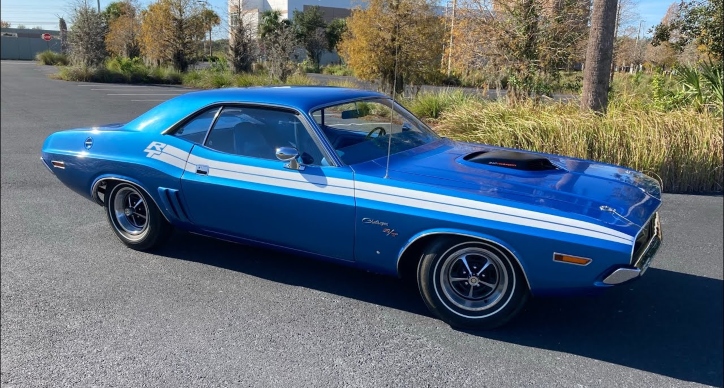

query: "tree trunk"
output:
581 0 619 113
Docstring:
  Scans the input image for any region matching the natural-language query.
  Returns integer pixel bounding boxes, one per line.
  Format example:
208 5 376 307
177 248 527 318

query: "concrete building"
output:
228 0 354 65
1 28 62 60
228 0 353 37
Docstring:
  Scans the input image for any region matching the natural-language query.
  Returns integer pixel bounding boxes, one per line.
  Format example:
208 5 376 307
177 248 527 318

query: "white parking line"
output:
92 87 156 90
107 93 186 96
131 99 168 102
77 84 149 87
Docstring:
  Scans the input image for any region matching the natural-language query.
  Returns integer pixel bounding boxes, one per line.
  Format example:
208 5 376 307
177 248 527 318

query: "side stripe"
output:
187 154 354 189
186 154 354 197
146 143 634 245
356 189 633 245
149 151 187 170
356 182 634 244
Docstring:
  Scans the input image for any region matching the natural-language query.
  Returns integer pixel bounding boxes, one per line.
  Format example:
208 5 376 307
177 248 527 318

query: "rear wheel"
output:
105 182 172 251
417 237 529 330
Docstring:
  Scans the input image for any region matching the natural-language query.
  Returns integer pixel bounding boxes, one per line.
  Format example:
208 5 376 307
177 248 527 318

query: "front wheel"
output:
417 238 529 330
105 182 172 251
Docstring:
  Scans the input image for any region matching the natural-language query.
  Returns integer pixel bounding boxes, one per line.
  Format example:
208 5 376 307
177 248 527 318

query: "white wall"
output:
263 0 354 19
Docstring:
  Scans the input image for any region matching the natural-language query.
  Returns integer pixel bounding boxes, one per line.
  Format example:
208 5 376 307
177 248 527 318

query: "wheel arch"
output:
396 229 532 291
90 175 172 224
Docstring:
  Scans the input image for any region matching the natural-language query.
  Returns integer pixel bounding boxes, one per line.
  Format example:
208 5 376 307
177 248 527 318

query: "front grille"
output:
631 212 660 266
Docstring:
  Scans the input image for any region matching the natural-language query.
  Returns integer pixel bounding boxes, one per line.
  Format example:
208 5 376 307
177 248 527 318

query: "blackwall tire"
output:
105 183 172 251
417 237 529 330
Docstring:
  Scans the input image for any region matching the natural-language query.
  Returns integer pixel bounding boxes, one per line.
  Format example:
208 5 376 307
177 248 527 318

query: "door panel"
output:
180 148 356 260
179 104 357 261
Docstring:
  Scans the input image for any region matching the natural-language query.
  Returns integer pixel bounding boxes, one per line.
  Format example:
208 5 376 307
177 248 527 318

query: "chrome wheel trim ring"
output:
111 186 148 240
437 245 510 313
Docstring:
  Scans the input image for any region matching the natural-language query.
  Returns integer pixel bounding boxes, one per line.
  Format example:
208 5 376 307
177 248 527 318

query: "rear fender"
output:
90 174 172 224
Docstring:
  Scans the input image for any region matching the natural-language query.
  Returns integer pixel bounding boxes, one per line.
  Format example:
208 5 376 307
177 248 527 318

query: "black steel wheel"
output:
417 237 529 330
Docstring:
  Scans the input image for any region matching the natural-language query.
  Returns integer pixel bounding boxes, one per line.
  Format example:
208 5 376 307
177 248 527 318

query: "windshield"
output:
311 98 440 165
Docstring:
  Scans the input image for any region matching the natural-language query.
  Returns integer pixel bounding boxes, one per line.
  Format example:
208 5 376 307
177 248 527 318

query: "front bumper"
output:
603 212 662 285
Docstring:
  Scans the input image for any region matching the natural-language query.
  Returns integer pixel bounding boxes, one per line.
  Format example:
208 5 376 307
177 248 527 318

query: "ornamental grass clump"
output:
36 50 69 66
434 99 722 194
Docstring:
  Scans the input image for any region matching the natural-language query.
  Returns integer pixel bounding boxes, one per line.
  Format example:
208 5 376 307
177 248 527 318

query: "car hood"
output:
364 139 662 232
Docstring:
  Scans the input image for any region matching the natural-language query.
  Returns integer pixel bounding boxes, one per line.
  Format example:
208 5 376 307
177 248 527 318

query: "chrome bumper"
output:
603 213 662 285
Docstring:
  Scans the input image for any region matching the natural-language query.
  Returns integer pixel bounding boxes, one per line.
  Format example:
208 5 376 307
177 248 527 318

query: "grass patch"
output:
36 50 69 66
53 58 183 84
180 69 318 88
402 89 474 120
432 99 722 194
322 64 354 76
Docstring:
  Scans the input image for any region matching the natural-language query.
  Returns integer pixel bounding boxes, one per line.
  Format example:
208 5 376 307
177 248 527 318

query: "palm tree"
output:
259 10 290 39
200 8 220 57
581 0 619 113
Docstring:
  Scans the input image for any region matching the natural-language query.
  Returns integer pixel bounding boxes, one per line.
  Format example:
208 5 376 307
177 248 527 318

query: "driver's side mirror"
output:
276 146 305 171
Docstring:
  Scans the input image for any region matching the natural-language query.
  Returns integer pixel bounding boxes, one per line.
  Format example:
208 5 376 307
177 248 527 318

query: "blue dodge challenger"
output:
41 87 662 329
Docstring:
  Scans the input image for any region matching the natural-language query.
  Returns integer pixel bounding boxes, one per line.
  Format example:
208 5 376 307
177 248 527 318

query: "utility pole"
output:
97 0 100 13
446 0 456 76
635 19 643 72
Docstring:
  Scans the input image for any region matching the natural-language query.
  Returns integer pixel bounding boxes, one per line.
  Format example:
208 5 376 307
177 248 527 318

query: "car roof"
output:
184 86 386 111
125 86 387 133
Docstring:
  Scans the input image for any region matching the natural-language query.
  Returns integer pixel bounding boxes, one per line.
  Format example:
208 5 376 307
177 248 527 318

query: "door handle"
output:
196 164 209 175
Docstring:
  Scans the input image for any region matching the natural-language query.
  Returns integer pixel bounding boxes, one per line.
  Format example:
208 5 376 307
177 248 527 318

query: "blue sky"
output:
1 0 672 38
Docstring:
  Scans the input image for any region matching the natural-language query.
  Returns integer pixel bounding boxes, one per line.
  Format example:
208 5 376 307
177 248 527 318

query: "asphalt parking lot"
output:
1 60 722 387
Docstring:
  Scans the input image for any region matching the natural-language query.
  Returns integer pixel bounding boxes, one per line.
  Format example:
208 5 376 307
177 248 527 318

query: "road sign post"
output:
41 33 52 50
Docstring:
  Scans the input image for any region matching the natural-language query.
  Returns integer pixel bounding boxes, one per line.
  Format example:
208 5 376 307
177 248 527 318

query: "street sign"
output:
41 33 52 41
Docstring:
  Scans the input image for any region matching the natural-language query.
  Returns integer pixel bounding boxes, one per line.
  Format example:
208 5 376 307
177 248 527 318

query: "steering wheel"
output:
366 127 387 139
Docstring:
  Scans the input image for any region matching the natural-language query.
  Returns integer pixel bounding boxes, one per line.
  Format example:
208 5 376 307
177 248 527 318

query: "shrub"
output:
322 64 354 76
54 60 182 85
36 50 69 66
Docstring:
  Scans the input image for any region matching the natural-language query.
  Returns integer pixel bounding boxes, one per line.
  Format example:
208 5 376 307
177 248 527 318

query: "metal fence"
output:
1 28 62 60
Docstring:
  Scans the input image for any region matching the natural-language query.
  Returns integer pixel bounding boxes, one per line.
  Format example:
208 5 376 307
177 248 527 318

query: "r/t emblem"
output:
382 228 398 237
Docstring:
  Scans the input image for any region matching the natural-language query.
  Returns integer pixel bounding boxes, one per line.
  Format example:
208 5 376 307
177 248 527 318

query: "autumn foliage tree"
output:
339 0 445 95
138 0 204 70
447 0 590 97
104 1 141 58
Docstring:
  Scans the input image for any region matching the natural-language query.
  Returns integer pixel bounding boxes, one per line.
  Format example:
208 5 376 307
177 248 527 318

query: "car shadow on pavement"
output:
158 231 723 387
487 268 723 387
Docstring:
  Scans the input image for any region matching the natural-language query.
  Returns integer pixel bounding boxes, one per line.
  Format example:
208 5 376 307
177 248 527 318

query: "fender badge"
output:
382 228 398 237
362 218 389 227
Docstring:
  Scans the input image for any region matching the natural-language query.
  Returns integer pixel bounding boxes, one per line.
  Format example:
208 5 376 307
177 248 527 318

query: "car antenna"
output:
384 14 400 180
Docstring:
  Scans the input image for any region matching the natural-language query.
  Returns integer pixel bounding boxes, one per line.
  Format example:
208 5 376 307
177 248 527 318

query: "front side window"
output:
312 98 439 165
204 106 325 165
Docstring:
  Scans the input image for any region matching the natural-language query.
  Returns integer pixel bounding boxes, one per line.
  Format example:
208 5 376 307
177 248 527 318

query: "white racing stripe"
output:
147 142 634 245
187 153 354 189
356 189 632 245
149 151 187 169
356 182 634 244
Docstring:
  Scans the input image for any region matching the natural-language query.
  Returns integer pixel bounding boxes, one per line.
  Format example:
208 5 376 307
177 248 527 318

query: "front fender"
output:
396 228 532 291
